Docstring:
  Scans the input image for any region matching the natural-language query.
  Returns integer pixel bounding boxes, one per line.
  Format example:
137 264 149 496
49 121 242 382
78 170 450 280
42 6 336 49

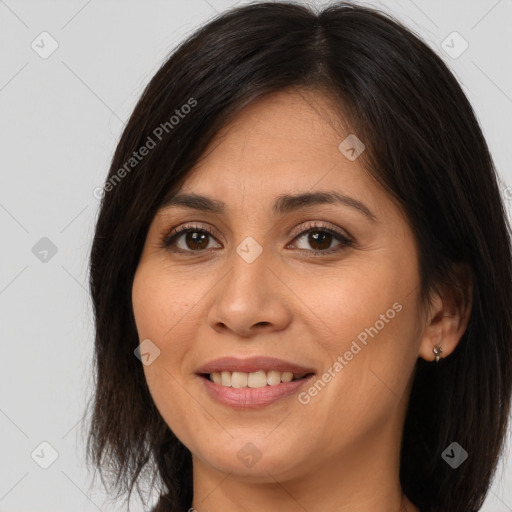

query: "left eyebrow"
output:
159 190 377 222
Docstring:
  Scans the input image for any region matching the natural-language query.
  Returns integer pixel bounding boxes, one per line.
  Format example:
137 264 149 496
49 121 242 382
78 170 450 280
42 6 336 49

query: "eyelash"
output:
159 221 353 257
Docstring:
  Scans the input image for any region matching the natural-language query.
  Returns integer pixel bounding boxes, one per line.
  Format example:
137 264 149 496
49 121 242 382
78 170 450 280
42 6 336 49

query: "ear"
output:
418 263 473 362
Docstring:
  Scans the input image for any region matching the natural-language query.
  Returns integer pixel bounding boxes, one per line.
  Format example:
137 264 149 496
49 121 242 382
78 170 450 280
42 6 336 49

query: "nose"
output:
207 238 292 338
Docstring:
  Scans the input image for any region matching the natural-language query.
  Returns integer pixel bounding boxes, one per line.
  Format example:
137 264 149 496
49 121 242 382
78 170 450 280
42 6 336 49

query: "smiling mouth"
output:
199 370 315 388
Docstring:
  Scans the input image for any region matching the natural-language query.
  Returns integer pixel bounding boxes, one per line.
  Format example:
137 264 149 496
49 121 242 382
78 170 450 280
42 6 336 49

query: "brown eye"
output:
182 231 210 250
163 227 220 252
160 220 223 254
291 225 352 254
306 231 334 251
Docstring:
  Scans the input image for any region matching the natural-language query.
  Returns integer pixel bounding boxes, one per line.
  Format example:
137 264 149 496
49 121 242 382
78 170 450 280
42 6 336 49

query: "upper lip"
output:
196 356 316 375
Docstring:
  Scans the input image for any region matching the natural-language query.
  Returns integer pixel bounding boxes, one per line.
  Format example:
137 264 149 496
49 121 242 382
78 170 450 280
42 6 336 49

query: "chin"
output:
194 437 309 480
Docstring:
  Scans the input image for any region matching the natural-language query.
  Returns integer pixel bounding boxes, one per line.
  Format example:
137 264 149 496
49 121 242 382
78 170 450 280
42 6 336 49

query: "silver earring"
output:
433 345 443 362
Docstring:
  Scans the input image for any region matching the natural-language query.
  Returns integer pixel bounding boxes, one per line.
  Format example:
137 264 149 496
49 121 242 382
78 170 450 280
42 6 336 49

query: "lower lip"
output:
199 374 315 408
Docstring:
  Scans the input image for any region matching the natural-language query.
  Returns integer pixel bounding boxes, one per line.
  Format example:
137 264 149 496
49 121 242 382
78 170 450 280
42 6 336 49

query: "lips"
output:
195 356 316 408
195 356 316 375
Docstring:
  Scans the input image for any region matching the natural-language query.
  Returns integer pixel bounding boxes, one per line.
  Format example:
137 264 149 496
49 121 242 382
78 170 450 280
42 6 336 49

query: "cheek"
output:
131 261 203 385
304 262 410 351
131 264 187 403
132 264 159 338
132 265 198 435
306 251 420 407
132 261 195 344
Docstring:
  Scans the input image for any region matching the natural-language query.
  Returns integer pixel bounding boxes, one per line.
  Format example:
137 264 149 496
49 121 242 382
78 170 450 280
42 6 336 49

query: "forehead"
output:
198 88 350 162
178 89 378 202
155 88 406 228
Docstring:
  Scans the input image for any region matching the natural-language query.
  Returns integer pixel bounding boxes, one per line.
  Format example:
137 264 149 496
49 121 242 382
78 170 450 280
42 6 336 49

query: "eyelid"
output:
161 222 220 246
288 220 352 241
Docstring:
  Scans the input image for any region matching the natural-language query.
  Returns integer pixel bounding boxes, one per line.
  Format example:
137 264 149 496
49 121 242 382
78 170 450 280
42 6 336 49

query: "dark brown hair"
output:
86 2 512 511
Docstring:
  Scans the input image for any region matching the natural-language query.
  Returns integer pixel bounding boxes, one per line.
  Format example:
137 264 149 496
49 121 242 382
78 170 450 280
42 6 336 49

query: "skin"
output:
131 88 471 512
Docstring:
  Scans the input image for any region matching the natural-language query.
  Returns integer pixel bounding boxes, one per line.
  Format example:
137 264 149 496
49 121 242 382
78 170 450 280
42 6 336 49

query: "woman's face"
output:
132 89 429 487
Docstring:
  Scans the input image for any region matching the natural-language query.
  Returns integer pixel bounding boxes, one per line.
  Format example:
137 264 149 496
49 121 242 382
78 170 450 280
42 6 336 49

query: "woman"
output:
86 2 512 512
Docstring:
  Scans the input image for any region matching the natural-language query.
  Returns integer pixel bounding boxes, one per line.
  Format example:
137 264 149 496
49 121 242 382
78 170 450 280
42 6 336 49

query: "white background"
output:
1 0 511 511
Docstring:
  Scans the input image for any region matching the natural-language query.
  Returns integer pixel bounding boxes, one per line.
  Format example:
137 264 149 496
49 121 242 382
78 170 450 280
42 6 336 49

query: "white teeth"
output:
208 370 306 387
221 371 231 386
281 371 293 383
248 370 267 388
231 371 247 388
266 370 282 386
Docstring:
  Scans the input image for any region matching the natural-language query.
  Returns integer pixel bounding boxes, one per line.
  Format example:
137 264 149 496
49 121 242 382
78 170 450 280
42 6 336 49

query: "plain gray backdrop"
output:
1 0 512 510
